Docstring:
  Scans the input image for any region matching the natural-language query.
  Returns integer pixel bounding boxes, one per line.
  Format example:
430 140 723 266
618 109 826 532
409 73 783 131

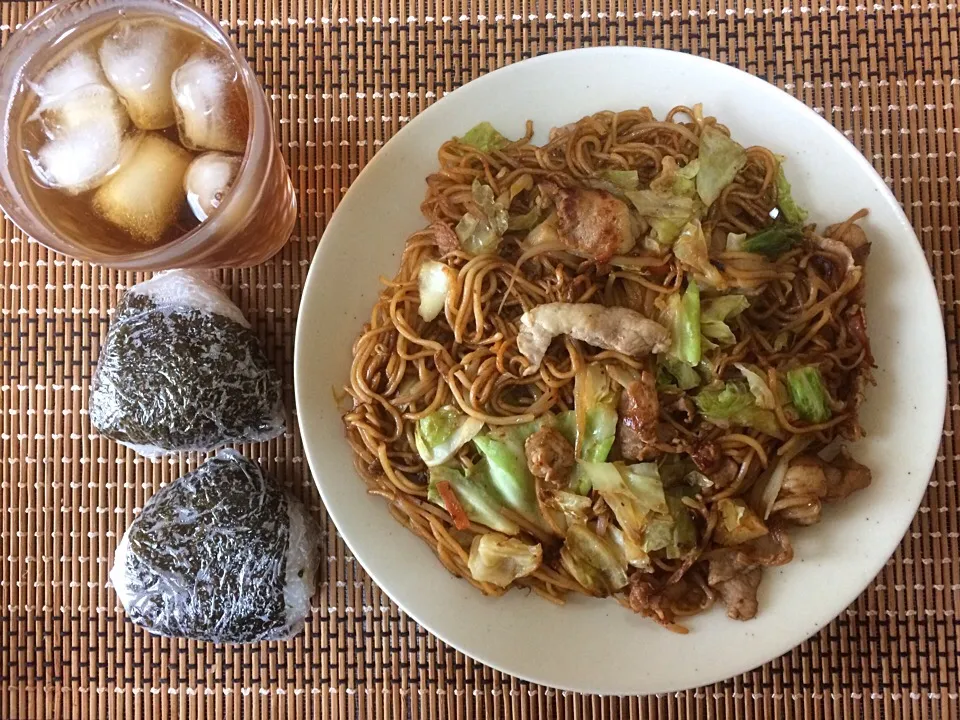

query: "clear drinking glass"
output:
0 0 297 269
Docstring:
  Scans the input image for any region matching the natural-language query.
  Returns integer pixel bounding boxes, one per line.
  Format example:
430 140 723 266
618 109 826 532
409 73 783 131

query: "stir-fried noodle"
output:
343 106 874 630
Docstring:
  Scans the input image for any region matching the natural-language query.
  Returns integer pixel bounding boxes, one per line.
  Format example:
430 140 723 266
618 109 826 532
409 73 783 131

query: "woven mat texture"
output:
2 1 958 718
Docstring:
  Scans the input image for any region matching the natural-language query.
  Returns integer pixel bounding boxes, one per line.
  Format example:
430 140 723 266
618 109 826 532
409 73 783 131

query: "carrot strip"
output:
435 480 470 530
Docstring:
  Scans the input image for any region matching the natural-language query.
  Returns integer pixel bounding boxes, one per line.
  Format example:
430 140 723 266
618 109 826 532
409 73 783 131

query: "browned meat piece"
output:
846 306 874 366
839 369 870 441
627 575 677 628
517 303 670 372
773 450 871 526
824 447 872 501
745 524 794 567
617 371 659 461
709 562 763 620
706 524 793 620
809 234 857 275
809 255 838 286
666 395 697 424
825 219 871 265
782 456 829 498
539 181 636 262
690 440 739 490
711 459 740 491
431 222 460 255
772 455 828 526
690 440 722 473
524 426 575 490
775 499 823 526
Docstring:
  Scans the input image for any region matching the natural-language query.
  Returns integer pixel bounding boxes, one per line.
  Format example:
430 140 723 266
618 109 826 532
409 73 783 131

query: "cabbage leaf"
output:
467 533 542 587
696 126 747 206
417 259 455 322
427 466 519 535
714 498 769 546
657 355 701 390
701 293 749 348
775 162 809 225
674 220 725 289
585 169 641 195
458 122 510 153
734 362 776 410
585 461 666 547
414 406 484 466
574 364 619 463
625 158 703 248
455 180 509 255
786 365 832 423
559 524 629 595
694 382 782 436
663 280 701 367
472 421 544 522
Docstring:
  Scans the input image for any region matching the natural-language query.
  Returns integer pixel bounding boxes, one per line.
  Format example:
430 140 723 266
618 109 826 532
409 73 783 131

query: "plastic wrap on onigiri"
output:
111 450 320 643
90 270 285 454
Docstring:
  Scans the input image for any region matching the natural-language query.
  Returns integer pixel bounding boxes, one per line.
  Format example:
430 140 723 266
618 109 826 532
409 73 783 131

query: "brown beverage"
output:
0 1 297 269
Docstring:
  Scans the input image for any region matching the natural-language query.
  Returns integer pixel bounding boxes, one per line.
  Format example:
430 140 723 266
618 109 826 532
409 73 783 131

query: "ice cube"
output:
99 20 192 130
31 50 106 102
171 51 248 153
92 133 193 244
32 125 136 196
29 47 130 140
184 152 241 222
36 83 129 139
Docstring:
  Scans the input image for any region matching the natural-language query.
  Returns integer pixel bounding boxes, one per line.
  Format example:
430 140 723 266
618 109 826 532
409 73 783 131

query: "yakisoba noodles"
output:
343 106 873 631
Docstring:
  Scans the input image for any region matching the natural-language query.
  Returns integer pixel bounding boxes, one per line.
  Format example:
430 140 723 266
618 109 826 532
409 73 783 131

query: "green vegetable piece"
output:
672 159 700 196
472 430 539 519
455 180 510 255
625 189 699 247
742 223 804 257
458 121 510 152
554 410 578 448
606 525 651 569
671 280 702 366
589 462 672 547
701 294 749 348
695 382 782 436
467 533 542 587
734 362 776 410
658 356 701 391
696 126 747 206
559 524 629 596
574 364 619 463
623 157 705 248
620 463 669 514
664 494 698 558
674 220 725 288
427 466 520 535
414 405 484 467
601 169 641 190
786 366 832 423
775 162 809 225
507 206 541 231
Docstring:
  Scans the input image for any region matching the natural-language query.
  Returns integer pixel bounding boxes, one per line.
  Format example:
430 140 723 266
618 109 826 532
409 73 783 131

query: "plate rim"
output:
294 45 948 694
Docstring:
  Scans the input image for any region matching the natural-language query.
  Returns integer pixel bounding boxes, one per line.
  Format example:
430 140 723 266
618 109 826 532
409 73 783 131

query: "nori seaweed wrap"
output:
90 270 285 455
111 450 319 643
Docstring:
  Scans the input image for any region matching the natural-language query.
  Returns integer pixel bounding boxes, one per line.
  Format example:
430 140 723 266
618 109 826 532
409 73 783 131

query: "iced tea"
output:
0 0 297 269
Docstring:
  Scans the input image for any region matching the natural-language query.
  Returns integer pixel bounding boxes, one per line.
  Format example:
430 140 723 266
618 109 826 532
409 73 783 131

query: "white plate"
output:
294 47 947 694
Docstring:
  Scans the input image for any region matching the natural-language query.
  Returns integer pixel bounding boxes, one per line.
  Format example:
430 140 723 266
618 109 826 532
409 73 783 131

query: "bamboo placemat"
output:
2 1 957 718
